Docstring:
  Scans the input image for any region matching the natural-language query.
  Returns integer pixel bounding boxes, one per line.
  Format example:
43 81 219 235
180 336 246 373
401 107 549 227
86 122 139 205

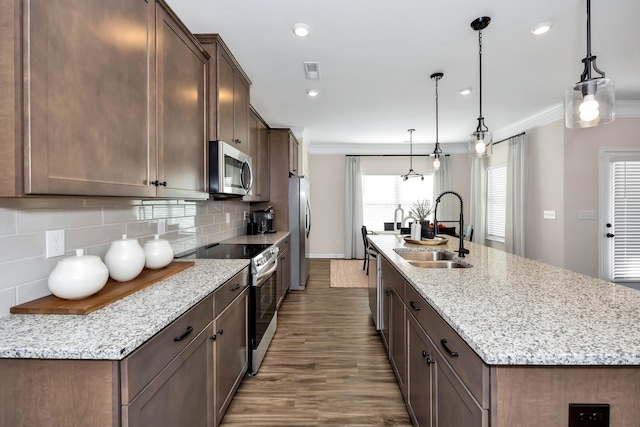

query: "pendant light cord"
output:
478 30 483 121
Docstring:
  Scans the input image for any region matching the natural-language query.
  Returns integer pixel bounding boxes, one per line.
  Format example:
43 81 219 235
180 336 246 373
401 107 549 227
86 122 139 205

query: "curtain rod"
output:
345 154 451 157
492 132 526 146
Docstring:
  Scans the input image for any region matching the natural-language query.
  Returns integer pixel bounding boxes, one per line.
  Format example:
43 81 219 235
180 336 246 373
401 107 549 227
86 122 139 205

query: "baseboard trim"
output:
310 253 346 259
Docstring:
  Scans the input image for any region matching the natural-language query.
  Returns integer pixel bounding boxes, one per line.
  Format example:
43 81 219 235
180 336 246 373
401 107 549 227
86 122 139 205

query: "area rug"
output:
330 259 368 288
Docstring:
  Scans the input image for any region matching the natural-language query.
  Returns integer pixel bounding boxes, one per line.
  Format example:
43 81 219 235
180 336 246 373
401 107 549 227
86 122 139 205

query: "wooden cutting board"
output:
10 261 195 315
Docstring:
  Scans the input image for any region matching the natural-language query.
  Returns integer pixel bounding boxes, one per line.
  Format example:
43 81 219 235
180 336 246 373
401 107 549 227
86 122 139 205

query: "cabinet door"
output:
390 287 407 398
277 246 291 309
217 49 236 145
407 314 434 427
245 109 270 202
155 4 207 199
433 348 488 427
381 277 391 352
233 76 250 154
124 323 213 427
214 288 248 426
24 0 156 197
288 134 299 176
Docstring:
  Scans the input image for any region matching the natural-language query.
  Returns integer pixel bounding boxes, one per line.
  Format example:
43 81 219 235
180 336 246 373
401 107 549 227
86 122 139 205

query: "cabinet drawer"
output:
214 268 249 318
405 284 489 407
277 237 290 253
121 294 213 404
381 257 405 298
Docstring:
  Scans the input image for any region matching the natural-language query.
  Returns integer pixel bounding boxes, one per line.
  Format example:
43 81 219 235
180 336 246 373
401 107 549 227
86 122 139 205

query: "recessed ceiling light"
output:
307 89 319 97
459 87 472 95
293 23 310 37
531 22 552 36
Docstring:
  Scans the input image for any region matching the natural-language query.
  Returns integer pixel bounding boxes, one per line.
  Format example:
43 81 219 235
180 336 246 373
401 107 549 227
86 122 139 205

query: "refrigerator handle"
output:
305 199 311 238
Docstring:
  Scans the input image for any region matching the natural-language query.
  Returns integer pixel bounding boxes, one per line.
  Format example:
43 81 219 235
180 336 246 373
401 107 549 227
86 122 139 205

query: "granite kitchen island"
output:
369 234 640 427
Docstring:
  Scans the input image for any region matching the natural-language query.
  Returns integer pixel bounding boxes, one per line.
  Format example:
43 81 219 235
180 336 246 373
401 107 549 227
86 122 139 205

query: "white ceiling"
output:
166 0 640 153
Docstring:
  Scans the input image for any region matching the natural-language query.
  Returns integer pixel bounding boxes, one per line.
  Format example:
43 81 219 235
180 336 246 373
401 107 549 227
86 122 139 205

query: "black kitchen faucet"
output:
432 191 470 258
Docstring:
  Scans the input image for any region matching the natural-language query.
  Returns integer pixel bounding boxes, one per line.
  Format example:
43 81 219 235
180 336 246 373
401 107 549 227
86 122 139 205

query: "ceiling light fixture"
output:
469 16 493 158
293 23 310 37
430 72 445 171
565 0 615 128
459 87 472 96
401 129 424 181
307 89 319 97
531 22 552 36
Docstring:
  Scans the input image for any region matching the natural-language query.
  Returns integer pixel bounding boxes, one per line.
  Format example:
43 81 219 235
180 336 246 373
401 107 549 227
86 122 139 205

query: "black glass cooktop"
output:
176 243 273 260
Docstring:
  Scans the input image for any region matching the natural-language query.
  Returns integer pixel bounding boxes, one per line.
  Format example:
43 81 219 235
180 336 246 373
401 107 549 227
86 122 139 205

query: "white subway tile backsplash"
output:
16 278 50 305
0 208 17 235
0 198 247 313
0 232 44 263
17 208 102 232
0 288 16 317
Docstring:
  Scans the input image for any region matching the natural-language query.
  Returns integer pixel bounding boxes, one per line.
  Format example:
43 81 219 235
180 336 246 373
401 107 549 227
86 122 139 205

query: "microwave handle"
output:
241 160 253 193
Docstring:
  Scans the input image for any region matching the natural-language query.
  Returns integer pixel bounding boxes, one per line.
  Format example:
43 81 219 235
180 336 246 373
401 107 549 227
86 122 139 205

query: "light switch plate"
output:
46 229 65 258
543 210 556 220
157 219 166 235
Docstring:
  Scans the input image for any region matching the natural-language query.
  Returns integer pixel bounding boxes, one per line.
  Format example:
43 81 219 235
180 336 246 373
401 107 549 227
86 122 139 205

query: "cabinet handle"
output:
422 350 427 358
210 335 216 341
234 139 242 144
230 284 241 292
385 290 391 296
422 350 435 365
409 300 421 311
151 180 167 187
174 326 193 342
440 339 459 357
217 329 224 335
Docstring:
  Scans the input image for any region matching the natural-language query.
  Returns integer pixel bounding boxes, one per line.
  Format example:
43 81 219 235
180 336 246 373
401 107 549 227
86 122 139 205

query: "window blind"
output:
612 161 640 281
486 164 506 241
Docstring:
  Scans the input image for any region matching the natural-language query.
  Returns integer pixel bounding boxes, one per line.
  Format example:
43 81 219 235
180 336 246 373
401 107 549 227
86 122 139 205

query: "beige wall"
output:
308 154 346 258
526 120 565 267
563 117 640 278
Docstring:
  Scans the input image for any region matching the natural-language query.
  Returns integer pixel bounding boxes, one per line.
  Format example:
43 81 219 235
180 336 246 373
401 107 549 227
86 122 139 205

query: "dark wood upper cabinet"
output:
196 34 251 156
243 107 270 202
0 0 208 199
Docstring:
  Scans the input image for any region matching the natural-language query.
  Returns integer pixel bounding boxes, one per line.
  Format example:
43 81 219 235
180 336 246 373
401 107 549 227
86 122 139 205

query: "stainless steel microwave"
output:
209 141 253 197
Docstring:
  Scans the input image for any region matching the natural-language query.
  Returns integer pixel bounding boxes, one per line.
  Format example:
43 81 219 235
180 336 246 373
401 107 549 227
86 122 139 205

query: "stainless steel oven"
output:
175 242 279 375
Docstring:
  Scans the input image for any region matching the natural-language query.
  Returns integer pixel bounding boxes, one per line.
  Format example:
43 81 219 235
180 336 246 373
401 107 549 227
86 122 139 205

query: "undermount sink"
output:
407 260 470 269
393 249 472 268
395 250 455 261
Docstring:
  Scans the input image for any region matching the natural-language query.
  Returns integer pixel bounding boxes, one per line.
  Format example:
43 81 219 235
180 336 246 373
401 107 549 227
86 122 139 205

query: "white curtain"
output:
469 156 487 245
506 134 527 256
345 156 364 259
432 156 454 225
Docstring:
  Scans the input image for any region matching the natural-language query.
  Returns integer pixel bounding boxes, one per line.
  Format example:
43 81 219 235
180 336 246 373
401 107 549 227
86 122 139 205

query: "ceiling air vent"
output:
304 62 320 80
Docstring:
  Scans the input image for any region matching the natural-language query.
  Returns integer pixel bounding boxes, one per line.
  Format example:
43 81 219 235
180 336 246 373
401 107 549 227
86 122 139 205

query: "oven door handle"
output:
255 258 278 286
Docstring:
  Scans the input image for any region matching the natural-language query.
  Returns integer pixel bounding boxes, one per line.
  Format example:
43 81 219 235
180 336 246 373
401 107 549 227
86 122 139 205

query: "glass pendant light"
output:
565 0 615 128
430 72 444 171
401 129 424 181
469 17 492 158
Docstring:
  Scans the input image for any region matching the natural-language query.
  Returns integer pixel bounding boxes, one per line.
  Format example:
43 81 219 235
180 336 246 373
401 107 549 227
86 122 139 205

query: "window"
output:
611 160 640 281
486 164 506 242
362 175 433 230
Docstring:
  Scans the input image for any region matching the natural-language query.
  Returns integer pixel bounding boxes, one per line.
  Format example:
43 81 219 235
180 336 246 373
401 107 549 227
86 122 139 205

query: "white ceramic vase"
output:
48 249 109 300
104 234 146 282
143 235 174 269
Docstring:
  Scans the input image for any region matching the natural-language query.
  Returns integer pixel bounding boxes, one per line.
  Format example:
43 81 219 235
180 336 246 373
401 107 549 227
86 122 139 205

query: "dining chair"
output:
361 225 369 272
463 224 474 242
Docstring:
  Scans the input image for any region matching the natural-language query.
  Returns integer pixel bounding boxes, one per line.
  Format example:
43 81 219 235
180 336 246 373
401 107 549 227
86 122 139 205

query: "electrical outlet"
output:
226 213 230 223
543 210 556 220
569 403 610 427
46 229 65 258
243 211 250 221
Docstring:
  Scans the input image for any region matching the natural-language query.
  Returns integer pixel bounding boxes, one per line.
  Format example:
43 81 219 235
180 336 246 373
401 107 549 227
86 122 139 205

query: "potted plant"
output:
409 199 432 231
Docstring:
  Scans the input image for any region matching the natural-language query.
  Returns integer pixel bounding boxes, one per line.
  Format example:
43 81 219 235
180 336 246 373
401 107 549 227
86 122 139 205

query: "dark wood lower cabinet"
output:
389 286 407 398
214 288 248 426
123 324 213 427
407 314 434 426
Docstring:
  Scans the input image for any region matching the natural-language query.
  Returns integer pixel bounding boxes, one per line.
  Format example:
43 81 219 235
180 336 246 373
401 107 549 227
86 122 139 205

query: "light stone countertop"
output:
0 259 249 360
220 231 290 246
369 234 640 366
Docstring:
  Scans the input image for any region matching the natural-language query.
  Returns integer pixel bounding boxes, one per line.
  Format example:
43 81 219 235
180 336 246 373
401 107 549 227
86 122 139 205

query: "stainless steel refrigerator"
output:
289 176 311 290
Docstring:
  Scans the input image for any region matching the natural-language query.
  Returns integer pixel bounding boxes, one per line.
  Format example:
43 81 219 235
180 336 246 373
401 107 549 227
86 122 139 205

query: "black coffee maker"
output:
253 207 274 233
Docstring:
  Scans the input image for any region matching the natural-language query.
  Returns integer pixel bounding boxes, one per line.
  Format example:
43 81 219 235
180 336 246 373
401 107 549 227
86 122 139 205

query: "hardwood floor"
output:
221 259 412 426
